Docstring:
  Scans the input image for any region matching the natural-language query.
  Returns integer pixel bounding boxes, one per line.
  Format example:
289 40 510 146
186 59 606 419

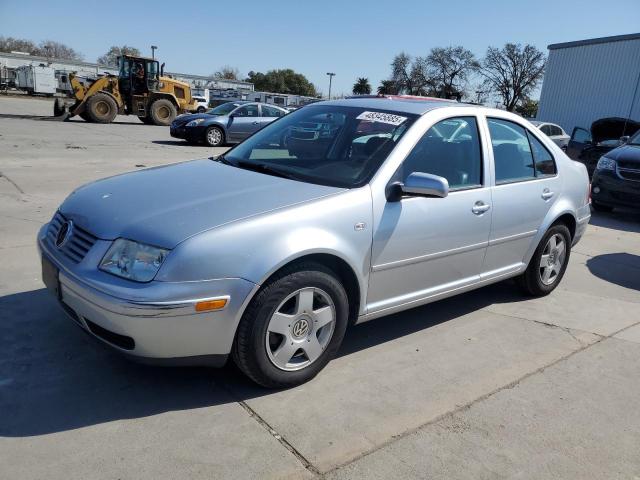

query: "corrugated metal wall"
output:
537 37 640 135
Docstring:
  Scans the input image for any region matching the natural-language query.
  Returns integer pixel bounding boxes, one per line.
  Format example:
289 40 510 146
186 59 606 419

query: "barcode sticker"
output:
356 111 407 126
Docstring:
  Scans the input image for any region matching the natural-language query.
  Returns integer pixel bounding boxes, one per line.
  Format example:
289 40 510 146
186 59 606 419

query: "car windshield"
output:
222 105 418 187
628 131 640 146
207 102 241 115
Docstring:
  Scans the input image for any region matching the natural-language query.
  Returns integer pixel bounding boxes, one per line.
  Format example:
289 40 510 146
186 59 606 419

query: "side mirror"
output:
387 172 449 201
620 136 630 144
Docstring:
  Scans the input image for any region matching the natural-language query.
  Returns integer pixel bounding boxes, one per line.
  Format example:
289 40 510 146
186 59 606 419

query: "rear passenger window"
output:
488 118 536 183
400 117 482 190
527 131 557 177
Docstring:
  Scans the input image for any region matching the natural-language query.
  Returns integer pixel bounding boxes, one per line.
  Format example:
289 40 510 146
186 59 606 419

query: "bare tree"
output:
97 45 141 66
426 46 479 100
0 37 82 60
214 65 240 80
38 40 83 60
480 43 546 111
390 52 433 95
0 36 38 54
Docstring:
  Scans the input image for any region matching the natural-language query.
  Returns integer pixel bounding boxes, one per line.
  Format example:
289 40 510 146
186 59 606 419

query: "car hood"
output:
59 159 344 248
606 143 640 164
591 117 640 144
173 113 223 126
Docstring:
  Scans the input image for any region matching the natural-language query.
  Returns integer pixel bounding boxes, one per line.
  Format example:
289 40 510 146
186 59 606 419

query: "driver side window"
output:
234 105 259 117
399 117 483 190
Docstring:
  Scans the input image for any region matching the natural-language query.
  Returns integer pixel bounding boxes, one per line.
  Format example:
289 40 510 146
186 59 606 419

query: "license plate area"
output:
42 255 61 299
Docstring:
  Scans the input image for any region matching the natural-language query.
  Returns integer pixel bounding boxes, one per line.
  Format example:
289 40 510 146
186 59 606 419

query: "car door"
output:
228 104 260 141
483 117 560 276
260 104 284 128
367 116 492 313
566 126 591 160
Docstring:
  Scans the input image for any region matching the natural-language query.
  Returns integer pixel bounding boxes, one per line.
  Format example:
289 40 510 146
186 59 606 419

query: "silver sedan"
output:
38 96 591 387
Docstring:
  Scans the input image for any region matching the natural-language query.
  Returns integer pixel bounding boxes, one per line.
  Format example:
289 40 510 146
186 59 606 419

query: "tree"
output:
0 36 38 54
37 40 82 60
352 77 371 95
245 69 317 96
377 80 398 95
0 37 82 60
426 46 479 100
514 99 539 118
389 52 434 95
480 43 546 111
213 65 240 80
97 45 141 66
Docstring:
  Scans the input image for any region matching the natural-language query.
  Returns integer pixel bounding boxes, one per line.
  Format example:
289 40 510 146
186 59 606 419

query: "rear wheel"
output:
197 106 206 113
233 263 349 388
149 99 177 126
517 224 571 296
85 93 118 123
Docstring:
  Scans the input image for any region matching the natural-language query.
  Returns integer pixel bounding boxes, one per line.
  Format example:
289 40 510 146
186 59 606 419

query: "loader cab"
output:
118 55 160 96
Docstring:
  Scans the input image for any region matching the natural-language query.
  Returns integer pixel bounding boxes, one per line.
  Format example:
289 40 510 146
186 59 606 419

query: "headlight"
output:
186 118 205 127
596 156 616 171
99 239 169 282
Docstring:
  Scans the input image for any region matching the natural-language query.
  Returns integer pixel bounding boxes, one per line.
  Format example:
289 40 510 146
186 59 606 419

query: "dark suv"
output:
591 129 640 212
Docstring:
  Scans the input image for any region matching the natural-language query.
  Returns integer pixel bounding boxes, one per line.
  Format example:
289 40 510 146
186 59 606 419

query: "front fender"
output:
156 187 373 314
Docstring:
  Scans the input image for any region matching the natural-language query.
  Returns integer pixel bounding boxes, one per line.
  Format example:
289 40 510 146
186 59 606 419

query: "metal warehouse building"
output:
537 33 640 136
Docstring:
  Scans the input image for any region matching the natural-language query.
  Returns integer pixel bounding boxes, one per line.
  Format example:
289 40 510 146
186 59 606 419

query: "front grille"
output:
610 190 640 203
47 211 98 263
618 168 640 182
617 160 639 169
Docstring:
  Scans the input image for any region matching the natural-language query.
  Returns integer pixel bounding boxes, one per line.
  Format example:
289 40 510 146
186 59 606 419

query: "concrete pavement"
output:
1 96 639 479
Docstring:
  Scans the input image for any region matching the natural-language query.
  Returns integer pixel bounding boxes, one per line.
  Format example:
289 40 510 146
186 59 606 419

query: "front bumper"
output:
170 124 205 142
38 225 258 366
592 170 640 210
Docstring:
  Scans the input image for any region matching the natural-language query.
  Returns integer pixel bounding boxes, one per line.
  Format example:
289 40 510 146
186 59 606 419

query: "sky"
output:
0 0 638 98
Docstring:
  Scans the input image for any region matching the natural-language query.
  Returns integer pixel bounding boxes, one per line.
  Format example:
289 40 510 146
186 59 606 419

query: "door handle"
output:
541 188 554 200
252 121 260 125
471 201 491 215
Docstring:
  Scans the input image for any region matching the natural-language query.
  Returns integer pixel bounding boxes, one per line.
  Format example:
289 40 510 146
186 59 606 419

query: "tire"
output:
149 99 177 126
204 126 225 147
53 98 66 117
233 262 349 388
85 93 118 123
197 106 206 113
79 111 92 122
138 115 155 125
517 224 571 296
591 201 613 213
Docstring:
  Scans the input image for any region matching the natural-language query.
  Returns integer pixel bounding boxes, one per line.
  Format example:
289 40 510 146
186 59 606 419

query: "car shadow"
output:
0 281 534 438
589 209 640 233
151 140 197 147
586 253 640 291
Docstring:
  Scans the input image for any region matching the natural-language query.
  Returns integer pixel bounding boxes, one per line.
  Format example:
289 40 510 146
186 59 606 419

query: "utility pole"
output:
151 45 158 60
326 72 336 100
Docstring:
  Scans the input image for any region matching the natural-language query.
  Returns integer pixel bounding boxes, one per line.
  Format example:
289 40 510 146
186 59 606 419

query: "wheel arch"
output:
246 251 363 326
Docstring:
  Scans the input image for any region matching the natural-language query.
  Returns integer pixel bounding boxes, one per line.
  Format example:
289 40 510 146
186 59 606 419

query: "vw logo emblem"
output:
55 220 73 249
292 318 310 338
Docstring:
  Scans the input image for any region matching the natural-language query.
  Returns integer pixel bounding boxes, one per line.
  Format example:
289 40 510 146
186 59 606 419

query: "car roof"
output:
319 95 472 115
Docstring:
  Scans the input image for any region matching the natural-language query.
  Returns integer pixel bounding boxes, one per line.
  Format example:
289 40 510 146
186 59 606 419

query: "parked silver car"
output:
531 121 570 150
38 97 591 387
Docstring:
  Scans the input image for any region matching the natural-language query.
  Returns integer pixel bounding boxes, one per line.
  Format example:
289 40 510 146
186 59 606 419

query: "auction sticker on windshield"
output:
356 111 407 126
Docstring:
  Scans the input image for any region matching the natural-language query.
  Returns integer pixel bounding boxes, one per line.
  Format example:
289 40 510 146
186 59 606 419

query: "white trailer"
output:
15 64 56 95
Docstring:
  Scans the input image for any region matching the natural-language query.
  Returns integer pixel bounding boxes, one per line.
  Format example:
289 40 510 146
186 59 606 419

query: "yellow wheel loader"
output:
53 55 197 125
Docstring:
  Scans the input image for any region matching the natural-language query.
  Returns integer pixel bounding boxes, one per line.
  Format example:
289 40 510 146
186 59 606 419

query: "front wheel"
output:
233 263 349 388
149 99 177 126
517 224 571 296
204 126 225 146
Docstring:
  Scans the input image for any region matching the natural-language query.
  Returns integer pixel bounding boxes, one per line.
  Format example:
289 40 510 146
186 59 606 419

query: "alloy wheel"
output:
207 128 222 145
539 233 566 285
265 287 336 371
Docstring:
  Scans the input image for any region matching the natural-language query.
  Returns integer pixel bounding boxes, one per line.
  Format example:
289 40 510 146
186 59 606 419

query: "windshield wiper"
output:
235 161 298 180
